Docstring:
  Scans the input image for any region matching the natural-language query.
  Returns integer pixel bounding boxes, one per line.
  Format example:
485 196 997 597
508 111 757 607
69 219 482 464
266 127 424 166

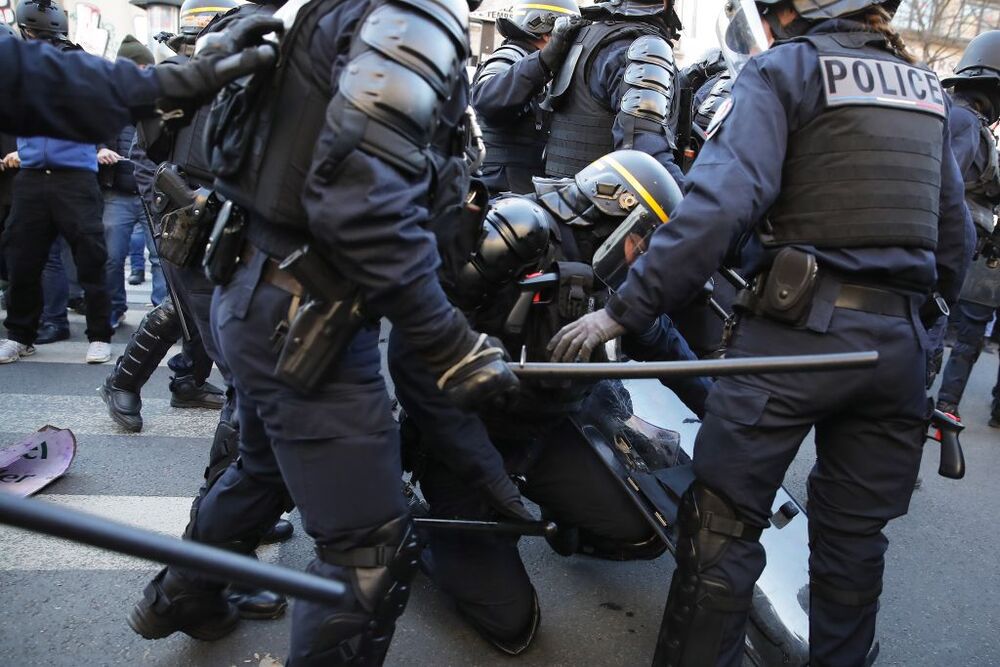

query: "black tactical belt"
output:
834 284 909 318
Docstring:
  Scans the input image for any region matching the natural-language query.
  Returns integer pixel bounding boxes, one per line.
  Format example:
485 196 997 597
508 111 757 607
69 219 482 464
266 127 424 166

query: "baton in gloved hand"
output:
509 351 879 381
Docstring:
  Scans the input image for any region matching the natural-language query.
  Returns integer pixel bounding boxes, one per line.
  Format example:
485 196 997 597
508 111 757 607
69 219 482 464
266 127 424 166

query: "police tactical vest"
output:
162 55 216 188
960 101 1000 231
543 18 660 178
476 42 548 173
760 32 945 250
210 0 341 230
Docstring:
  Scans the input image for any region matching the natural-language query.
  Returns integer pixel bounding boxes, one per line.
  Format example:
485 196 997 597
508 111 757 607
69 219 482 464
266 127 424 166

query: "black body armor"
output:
474 41 548 194
543 14 674 178
958 104 1000 307
760 32 945 250
207 0 470 236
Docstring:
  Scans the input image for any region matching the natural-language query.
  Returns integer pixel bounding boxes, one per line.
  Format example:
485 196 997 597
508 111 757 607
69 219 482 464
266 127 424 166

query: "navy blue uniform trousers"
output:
938 300 1000 407
389 332 655 641
192 252 406 657
693 307 927 667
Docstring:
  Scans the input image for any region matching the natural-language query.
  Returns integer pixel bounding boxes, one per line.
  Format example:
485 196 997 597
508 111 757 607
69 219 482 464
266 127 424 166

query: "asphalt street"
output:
1 280 999 666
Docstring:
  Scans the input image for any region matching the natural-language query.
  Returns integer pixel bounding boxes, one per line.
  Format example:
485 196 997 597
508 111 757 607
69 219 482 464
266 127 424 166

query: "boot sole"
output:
100 386 143 433
127 603 240 641
170 397 225 409
237 599 288 621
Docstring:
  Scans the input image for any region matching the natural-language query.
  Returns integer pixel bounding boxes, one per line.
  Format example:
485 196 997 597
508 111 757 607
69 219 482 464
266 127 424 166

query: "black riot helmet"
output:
752 0 900 19
0 22 20 39
942 31 1000 88
15 0 68 38
592 0 681 36
536 149 683 229
180 0 238 35
943 31 1000 123
496 0 580 42
454 197 554 308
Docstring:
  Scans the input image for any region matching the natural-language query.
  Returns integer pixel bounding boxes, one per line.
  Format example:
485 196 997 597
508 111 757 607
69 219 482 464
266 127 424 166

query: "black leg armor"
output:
289 516 421 667
111 297 183 393
652 482 762 667
183 418 240 540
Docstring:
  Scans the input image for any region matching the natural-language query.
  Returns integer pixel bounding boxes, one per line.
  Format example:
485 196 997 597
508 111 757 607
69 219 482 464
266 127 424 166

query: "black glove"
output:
481 473 536 522
547 309 626 363
539 16 588 73
154 15 283 110
436 333 520 411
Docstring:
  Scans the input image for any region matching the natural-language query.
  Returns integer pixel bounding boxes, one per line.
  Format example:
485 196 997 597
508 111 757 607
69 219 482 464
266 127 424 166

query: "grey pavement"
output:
1 277 999 666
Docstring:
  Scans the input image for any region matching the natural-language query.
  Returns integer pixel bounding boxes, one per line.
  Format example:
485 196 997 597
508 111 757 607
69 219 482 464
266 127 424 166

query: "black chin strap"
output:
763 10 812 42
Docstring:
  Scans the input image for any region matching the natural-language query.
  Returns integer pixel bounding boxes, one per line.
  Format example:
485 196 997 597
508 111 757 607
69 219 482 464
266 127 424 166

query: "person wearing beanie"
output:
117 34 155 67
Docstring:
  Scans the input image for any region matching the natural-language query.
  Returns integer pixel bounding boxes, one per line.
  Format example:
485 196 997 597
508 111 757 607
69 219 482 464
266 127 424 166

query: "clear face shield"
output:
592 206 663 290
716 0 770 77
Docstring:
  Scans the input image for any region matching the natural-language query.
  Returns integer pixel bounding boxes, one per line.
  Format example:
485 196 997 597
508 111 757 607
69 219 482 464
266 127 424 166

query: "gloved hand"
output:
437 334 520 411
481 473 537 522
154 15 283 109
547 309 626 363
539 15 588 73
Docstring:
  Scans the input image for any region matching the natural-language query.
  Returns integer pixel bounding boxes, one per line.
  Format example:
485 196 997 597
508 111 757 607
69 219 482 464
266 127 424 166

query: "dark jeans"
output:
129 221 145 273
3 170 110 344
40 237 75 330
103 191 166 320
689 308 927 666
938 300 1000 407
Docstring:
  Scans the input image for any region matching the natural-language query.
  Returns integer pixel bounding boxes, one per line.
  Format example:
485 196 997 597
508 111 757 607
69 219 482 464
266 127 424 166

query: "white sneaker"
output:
0 339 35 364
86 341 112 364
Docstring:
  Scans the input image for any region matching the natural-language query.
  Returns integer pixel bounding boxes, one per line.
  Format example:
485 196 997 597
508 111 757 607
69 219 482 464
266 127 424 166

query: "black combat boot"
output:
101 301 183 432
128 568 239 640
260 518 295 544
170 375 226 409
227 586 288 620
101 374 143 432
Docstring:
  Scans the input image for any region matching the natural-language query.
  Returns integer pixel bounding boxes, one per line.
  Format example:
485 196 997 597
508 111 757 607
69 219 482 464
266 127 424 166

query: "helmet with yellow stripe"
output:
179 0 238 36
496 0 580 41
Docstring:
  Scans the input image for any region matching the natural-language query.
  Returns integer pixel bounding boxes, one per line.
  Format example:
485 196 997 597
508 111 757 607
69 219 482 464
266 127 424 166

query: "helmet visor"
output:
716 0 769 77
592 206 663 290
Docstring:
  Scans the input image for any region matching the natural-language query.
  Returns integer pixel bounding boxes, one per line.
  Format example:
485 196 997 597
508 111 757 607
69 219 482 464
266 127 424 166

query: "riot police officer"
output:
549 1 973 664
471 0 580 194
101 0 243 435
542 0 685 185
102 0 291 621
934 30 1000 423
127 0 521 663
392 150 707 655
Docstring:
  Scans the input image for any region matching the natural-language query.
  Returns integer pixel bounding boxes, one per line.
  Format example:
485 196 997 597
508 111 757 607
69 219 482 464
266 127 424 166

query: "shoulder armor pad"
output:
491 43 530 63
627 34 674 70
624 62 674 98
620 88 669 123
360 3 464 97
475 43 528 81
393 0 469 53
339 50 442 148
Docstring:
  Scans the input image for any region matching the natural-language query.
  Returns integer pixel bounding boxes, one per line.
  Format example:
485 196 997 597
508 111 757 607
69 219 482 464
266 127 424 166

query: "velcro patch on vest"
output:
819 56 946 118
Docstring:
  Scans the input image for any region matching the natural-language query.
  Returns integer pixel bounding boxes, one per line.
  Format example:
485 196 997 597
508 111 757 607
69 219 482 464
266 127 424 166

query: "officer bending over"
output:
471 0 581 194
550 1 973 665
392 150 709 655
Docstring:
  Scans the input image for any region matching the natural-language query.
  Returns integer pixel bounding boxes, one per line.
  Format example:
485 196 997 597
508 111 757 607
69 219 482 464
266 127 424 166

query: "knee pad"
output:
653 481 763 667
298 515 421 666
